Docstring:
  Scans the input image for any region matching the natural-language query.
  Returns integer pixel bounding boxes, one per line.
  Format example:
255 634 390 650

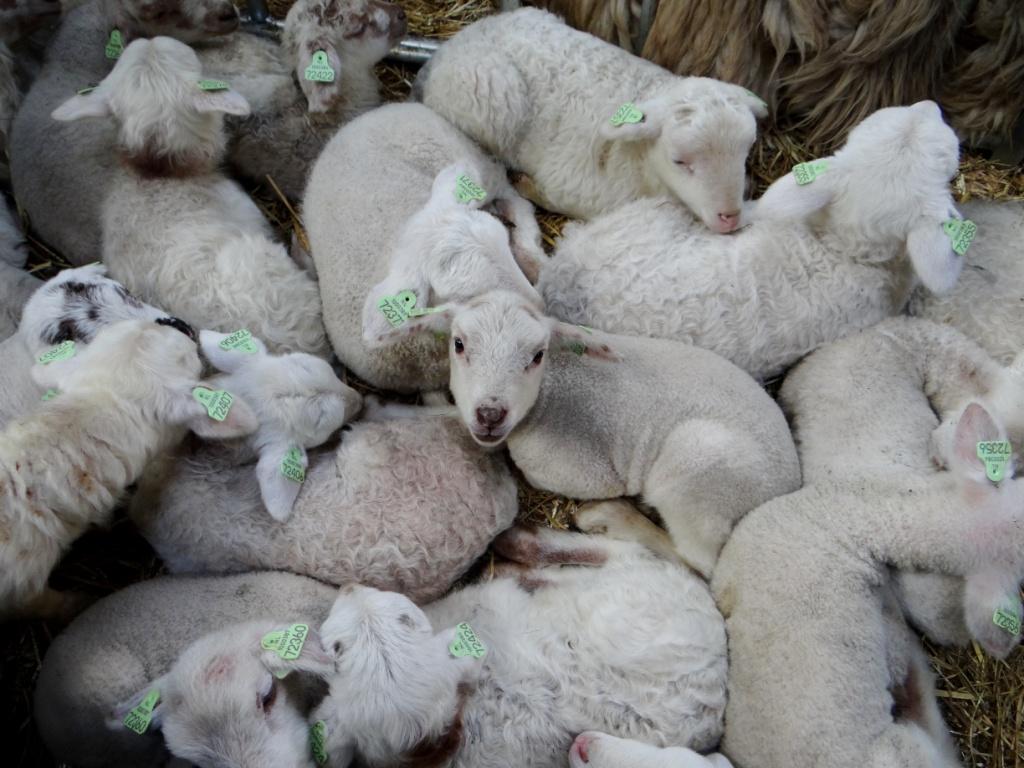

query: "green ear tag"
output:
197 79 230 91
455 174 487 204
993 606 1022 635
976 440 1012 482
304 50 336 83
744 88 766 106
565 340 586 356
218 329 259 354
261 623 310 660
122 689 160 735
610 102 644 126
38 340 76 365
41 389 59 402
377 289 419 328
280 446 306 484
105 29 124 60
577 325 593 334
192 387 235 422
942 219 977 256
310 720 328 765
792 159 828 186
449 622 487 659
77 86 96 95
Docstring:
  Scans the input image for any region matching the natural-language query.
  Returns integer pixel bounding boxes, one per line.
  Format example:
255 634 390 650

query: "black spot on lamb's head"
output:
155 316 197 342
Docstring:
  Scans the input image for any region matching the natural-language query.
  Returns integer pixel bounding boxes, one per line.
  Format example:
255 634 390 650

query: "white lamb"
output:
568 732 734 768
418 7 766 230
0 264 166 428
304 102 547 391
131 393 519 603
9 0 240 265
34 571 337 768
51 36 330 356
0 317 257 619
370 289 801 577
909 199 1024 365
712 402 1024 768
540 101 965 381
105 502 729 768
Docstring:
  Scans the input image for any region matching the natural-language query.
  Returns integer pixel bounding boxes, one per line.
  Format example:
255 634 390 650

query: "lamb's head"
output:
109 621 335 768
601 78 766 234
51 37 250 177
17 264 166 352
101 0 238 43
752 101 964 295
30 318 259 443
368 290 615 446
317 585 483 767
283 0 407 113
198 329 363 521
362 163 542 345
569 732 734 768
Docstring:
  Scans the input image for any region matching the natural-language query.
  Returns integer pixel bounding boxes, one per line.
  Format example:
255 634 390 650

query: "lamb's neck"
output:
121 143 222 179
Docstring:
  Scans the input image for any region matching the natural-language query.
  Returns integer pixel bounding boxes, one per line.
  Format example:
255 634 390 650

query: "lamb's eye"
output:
531 350 544 366
259 681 277 714
453 338 465 354
675 160 694 172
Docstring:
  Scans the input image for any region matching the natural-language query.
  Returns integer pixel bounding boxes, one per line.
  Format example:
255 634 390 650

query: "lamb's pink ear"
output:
199 329 267 373
107 677 168 733
258 625 336 678
192 87 250 117
256 440 306 522
598 98 665 142
749 167 834 223
950 402 1010 484
550 321 620 362
51 90 112 121
296 43 343 114
170 387 260 439
907 218 963 295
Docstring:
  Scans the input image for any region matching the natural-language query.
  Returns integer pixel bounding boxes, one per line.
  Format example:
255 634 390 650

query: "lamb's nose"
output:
717 211 741 232
475 405 507 428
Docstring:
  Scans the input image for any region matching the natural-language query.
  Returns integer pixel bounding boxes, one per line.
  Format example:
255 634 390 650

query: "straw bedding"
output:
5 1 1023 765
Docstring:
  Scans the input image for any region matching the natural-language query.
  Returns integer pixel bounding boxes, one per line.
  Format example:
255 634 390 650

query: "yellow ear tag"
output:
449 622 487 658
192 387 235 421
261 623 309 660
976 440 1011 482
304 50 336 83
122 689 160 735
105 29 124 60
377 290 441 327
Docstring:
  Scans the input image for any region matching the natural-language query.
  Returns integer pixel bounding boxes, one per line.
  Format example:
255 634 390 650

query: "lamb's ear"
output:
362 271 432 345
258 625 335 678
295 43 343 114
51 90 112 121
550 322 620 361
949 402 1010 485
749 167 834 223
732 84 769 120
907 218 963 295
192 87 251 117
199 329 267 373
170 387 260 439
256 440 306 522
107 677 168 734
599 98 664 142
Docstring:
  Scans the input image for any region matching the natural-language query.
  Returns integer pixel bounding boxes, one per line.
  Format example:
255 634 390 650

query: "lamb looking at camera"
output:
51 36 330 356
305 102 547 391
0 318 257 620
9 0 240 265
540 102 965 381
418 8 766 230
131 394 518 603
34 572 337 768
370 289 800 577
713 403 1024 768
0 264 166 428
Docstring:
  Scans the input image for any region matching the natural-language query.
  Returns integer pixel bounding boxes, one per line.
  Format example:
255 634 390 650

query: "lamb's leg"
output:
644 421 772 577
866 721 961 768
895 642 961 762
572 499 685 565
492 525 611 568
490 191 547 285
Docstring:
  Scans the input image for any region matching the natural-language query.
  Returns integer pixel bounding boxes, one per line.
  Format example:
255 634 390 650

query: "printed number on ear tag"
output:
122 689 160 735
377 290 441 328
192 387 235 421
304 50 336 83
261 623 310 660
105 29 124 60
38 340 76 365
610 102 644 126
993 606 1022 635
449 622 487 659
218 329 259 354
197 79 230 92
310 721 328 765
943 219 977 256
976 440 1011 482
280 446 306 484
792 160 828 186
455 174 487 204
